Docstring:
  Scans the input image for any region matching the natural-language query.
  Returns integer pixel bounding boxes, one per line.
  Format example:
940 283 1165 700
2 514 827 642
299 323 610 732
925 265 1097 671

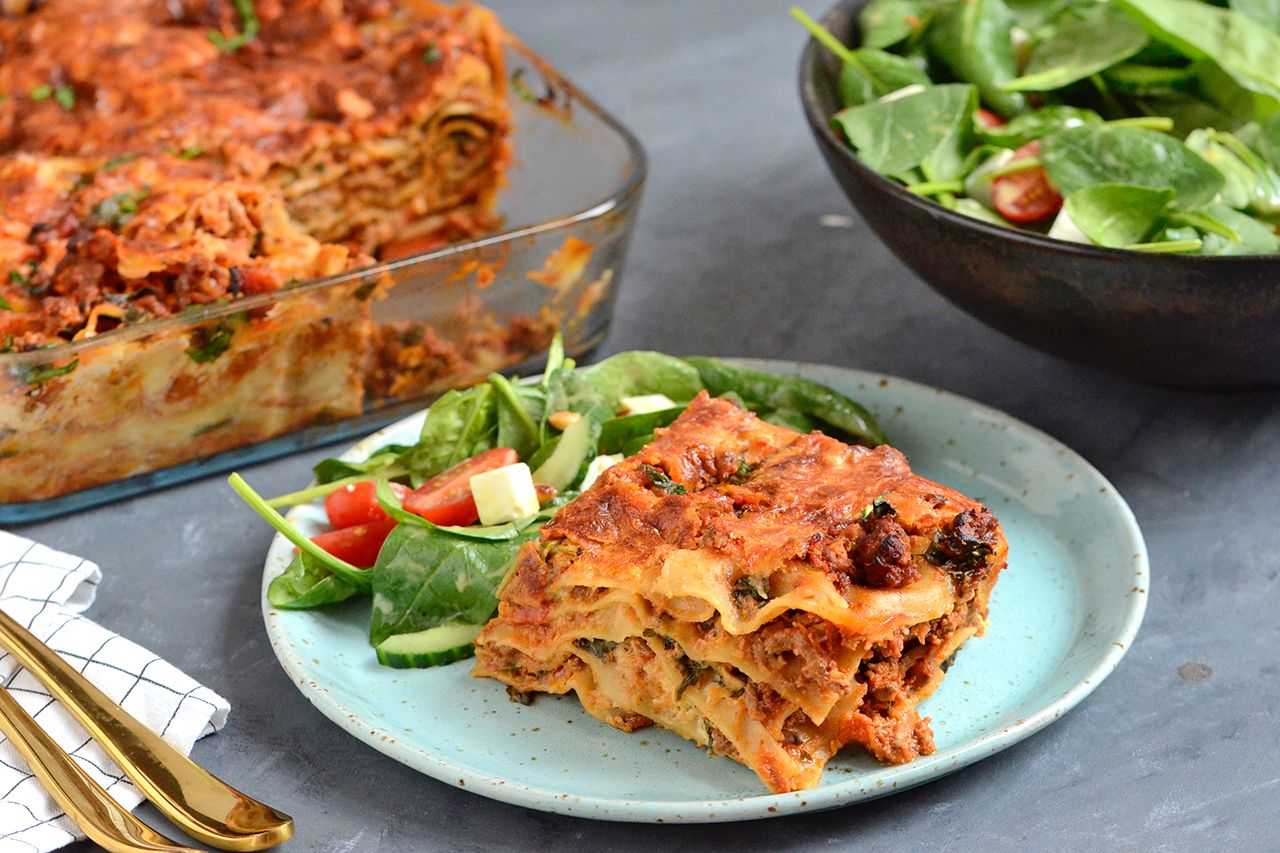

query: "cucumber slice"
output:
531 412 598 491
374 622 484 668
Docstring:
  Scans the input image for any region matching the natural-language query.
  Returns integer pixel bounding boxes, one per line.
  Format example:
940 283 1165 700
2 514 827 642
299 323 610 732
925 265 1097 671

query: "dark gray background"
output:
22 1 1277 849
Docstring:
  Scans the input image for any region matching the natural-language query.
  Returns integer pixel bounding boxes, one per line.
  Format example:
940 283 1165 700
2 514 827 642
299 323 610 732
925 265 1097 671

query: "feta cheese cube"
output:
1048 207 1093 245
581 454 624 490
470 463 540 526
618 394 678 415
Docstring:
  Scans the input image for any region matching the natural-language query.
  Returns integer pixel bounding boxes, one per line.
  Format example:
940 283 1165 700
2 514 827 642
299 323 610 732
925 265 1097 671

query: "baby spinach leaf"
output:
268 551 359 610
1231 0 1280 34
1040 125 1223 209
927 0 1025 118
369 523 538 646
399 385 498 485
541 366 612 445
683 357 887 446
1004 6 1148 93
1005 0 1073 30
976 106 1102 148
1254 114 1280 174
1186 129 1257 210
1115 0 1280 105
1063 184 1174 247
579 351 704 411
1102 62 1197 98
1196 204 1280 255
838 48 931 107
951 197 1016 228
228 473 371 593
598 407 685 454
312 444 412 485
763 409 820 434
489 373 543 461
832 83 976 181
859 0 927 49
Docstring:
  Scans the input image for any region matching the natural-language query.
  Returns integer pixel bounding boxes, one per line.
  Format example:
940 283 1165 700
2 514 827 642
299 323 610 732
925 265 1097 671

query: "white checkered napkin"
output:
0 531 230 853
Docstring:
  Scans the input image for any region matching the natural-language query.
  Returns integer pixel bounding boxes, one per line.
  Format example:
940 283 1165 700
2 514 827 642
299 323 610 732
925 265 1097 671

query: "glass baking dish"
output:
0 40 645 522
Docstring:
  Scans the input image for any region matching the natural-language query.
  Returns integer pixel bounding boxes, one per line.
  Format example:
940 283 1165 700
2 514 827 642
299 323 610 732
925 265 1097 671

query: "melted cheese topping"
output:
474 395 1009 793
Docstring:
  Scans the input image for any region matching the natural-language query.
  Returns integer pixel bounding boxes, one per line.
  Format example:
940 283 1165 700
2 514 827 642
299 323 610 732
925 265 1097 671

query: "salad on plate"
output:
230 339 886 669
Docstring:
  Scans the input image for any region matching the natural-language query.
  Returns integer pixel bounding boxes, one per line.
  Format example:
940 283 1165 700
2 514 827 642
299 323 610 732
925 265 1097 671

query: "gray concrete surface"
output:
18 1 1278 850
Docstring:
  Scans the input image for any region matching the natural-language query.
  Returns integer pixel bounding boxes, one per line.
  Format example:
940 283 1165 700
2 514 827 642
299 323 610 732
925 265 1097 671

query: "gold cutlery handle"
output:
0 609 293 851
0 682 198 853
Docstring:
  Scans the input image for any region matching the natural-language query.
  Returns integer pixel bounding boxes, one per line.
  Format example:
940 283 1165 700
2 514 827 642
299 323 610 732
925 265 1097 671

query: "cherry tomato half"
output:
402 447 519 526
311 519 398 568
324 480 410 530
991 140 1063 224
975 108 1006 130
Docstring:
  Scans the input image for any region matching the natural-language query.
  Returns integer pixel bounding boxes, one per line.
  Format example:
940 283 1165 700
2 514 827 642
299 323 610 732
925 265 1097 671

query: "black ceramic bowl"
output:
800 0 1280 389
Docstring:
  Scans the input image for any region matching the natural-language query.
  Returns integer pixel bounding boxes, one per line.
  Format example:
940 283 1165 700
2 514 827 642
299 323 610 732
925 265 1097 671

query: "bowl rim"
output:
797 0 1280 264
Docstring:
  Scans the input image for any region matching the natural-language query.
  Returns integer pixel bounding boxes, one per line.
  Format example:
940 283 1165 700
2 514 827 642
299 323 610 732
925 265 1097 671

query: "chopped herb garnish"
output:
186 313 247 364
101 153 138 171
0 335 14 353
208 0 260 53
353 279 377 301
89 187 150 229
422 42 441 64
511 68 538 104
21 358 77 385
860 496 896 520
573 637 619 660
28 84 51 101
0 295 11 312
177 146 204 160
729 456 752 484
641 464 686 495
53 85 74 111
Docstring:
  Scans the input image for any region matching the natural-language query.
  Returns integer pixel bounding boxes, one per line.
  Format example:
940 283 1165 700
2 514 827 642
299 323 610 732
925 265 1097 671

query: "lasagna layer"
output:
474 393 1008 793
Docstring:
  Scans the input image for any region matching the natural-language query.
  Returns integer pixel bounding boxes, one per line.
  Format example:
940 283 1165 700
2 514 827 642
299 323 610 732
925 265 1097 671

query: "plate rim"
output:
259 360 1150 822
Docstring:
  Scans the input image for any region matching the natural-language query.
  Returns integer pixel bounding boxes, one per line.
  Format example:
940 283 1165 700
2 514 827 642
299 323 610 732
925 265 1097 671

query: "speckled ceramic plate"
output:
260 361 1148 822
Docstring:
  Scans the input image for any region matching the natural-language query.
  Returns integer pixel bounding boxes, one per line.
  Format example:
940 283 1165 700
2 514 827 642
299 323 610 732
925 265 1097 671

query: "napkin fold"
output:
0 531 229 853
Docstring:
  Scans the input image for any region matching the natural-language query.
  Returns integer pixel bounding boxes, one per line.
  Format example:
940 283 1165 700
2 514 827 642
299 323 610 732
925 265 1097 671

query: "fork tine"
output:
0 681 199 853
0 609 293 851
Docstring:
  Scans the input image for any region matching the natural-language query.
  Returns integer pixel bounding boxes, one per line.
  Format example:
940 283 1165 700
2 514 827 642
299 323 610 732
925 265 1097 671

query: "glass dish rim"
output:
0 35 648 367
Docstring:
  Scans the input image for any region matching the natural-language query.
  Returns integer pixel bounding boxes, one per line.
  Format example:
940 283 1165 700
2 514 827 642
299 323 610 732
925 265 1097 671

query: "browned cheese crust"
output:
474 392 1009 793
0 0 510 349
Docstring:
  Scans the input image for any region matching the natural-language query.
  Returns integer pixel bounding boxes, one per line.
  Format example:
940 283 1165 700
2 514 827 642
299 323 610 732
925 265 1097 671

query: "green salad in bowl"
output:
794 0 1280 255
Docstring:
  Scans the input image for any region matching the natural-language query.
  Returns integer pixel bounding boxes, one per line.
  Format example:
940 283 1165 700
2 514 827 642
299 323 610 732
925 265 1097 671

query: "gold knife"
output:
0 681 199 852
0 609 293 851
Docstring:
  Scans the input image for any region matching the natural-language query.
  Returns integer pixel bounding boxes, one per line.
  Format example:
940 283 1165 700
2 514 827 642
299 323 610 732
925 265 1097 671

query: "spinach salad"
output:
232 340 885 669
795 0 1280 254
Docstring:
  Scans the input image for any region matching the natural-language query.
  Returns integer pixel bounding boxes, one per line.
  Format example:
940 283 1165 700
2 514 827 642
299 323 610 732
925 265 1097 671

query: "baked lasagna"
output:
473 393 1008 793
0 0 531 502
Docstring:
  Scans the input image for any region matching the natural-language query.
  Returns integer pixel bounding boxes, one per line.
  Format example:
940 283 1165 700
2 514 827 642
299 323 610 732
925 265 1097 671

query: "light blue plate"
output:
261 361 1149 823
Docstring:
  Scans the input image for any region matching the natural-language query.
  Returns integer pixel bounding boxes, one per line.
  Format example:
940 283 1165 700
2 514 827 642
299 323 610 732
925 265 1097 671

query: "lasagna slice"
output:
473 392 1008 793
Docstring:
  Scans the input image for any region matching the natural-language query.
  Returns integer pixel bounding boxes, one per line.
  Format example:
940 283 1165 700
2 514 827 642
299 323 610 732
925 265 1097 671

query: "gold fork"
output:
0 681 198 852
0 609 293 850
